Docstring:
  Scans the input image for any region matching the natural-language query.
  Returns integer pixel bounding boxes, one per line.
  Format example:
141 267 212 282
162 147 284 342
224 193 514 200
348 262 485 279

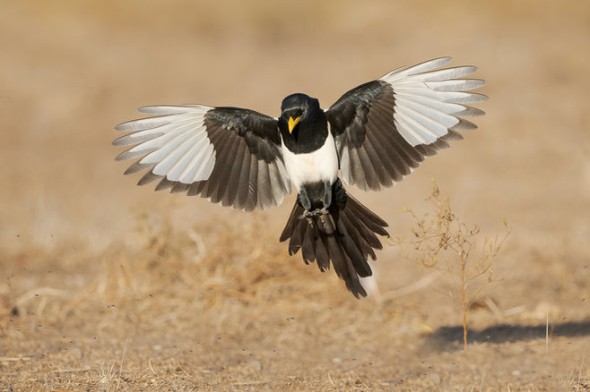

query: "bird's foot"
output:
300 208 328 226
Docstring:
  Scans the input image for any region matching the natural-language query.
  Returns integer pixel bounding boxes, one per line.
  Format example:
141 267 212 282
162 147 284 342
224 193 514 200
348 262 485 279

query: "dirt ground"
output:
1 1 590 390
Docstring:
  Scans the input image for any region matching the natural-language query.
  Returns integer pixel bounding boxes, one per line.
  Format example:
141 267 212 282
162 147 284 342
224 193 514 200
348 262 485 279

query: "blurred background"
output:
1 0 588 254
1 1 590 388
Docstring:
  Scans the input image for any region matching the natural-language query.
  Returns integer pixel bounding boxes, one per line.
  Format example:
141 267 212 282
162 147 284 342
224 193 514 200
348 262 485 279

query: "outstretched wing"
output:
113 105 291 211
326 57 486 191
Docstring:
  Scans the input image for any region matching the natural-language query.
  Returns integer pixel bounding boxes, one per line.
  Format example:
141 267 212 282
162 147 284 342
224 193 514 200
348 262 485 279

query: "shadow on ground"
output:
425 319 590 351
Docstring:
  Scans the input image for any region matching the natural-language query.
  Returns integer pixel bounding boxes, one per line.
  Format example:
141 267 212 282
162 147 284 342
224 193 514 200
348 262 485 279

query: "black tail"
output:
279 182 389 298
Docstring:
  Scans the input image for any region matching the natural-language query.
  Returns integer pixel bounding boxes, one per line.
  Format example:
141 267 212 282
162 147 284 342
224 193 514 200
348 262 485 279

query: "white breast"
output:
281 132 339 192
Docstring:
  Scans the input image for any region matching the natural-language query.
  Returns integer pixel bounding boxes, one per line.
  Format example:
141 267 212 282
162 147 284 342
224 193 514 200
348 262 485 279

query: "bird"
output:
113 57 486 298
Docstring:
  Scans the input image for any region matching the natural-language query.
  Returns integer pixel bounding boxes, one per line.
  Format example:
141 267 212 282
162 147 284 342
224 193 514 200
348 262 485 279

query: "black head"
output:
278 94 327 152
280 93 320 112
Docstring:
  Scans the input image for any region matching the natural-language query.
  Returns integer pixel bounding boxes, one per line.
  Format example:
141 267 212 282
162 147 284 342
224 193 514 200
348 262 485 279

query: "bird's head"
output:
279 93 322 139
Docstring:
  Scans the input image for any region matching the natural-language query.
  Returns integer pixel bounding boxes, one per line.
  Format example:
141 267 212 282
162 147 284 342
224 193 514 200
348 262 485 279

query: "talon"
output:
299 208 329 220
300 208 329 226
299 210 311 226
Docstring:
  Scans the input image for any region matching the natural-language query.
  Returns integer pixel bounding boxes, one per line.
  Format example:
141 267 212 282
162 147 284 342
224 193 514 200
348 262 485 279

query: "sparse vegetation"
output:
397 181 510 350
2 1 590 390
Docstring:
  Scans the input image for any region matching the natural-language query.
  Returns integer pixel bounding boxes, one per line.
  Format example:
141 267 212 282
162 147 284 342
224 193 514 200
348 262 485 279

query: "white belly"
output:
281 133 339 191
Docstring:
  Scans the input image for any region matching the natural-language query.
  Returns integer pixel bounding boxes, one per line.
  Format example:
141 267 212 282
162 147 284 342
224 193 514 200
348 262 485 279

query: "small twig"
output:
148 359 156 375
381 272 440 300
328 372 336 387
15 287 69 307
187 229 207 263
503 305 526 317
52 367 92 374
0 356 33 362
484 297 504 319
578 357 585 387
479 361 488 391
546 311 550 354
118 338 129 390
232 381 268 386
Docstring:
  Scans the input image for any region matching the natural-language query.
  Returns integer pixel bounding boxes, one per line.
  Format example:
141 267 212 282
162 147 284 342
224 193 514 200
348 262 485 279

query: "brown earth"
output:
1 1 589 390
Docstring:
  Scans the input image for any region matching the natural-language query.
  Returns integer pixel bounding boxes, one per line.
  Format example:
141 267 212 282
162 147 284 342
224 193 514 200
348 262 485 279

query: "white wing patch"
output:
380 57 486 146
114 105 216 183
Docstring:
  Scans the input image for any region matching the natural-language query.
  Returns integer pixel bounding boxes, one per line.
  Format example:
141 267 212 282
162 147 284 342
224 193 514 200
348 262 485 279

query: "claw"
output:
299 208 328 219
299 208 329 226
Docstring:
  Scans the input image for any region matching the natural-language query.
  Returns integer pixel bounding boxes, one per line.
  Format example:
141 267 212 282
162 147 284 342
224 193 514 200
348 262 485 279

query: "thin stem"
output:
461 251 468 350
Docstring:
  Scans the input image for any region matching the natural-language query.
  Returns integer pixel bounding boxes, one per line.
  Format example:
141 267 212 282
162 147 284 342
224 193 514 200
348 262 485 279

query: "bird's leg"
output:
297 187 312 211
298 181 333 224
322 180 332 211
300 208 329 227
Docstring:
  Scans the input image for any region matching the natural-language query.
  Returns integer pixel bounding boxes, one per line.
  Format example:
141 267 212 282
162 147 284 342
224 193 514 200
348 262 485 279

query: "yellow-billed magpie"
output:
114 57 486 297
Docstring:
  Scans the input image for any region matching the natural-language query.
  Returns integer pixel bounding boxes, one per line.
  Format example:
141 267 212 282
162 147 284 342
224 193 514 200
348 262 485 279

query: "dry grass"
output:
2 207 589 391
2 0 590 390
1 215 408 390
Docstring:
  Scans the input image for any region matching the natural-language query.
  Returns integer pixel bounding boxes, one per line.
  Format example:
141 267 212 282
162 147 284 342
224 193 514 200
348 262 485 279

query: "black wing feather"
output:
114 105 291 211
325 58 486 191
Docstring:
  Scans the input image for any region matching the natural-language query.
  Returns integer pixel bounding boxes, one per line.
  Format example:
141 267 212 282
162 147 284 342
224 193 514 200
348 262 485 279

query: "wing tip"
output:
437 55 453 64
137 105 175 114
420 56 454 69
114 121 133 132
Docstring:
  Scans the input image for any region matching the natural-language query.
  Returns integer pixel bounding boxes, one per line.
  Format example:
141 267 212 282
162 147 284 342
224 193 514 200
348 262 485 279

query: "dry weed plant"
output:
397 180 509 350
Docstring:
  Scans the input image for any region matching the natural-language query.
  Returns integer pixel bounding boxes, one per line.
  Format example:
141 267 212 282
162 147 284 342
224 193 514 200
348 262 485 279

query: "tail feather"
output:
313 225 330 272
345 195 389 236
339 210 379 257
322 214 367 296
335 218 373 277
301 220 316 263
340 197 387 256
279 184 390 298
280 202 304 243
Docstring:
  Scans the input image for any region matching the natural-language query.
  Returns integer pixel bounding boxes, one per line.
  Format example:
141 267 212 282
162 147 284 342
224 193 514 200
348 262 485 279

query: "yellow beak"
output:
288 116 301 134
